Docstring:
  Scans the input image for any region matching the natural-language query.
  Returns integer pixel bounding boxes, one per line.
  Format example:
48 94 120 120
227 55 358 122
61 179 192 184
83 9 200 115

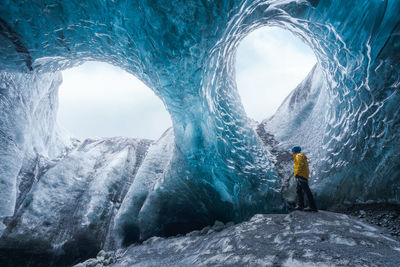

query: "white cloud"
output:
57 61 172 140
236 27 317 121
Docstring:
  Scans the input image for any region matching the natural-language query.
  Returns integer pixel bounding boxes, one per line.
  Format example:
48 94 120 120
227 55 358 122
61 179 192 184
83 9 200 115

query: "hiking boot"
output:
304 207 318 212
295 206 303 211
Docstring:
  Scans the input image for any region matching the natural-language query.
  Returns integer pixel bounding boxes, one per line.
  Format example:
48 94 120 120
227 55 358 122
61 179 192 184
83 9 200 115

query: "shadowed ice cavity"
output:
0 0 399 250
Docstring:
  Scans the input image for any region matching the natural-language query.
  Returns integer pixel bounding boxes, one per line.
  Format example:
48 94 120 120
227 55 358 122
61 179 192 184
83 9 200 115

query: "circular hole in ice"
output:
57 61 172 140
236 26 317 122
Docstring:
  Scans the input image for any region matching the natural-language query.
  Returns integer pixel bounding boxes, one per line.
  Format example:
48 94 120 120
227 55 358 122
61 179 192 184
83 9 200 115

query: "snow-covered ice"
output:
76 211 400 267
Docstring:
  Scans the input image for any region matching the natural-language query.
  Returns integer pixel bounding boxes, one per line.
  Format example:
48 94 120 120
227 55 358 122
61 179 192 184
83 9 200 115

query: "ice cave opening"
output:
235 26 317 121
58 61 172 140
0 1 399 265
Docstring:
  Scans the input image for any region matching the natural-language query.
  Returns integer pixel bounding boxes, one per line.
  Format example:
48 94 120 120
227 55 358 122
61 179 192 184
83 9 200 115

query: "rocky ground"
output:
330 203 400 238
75 210 400 267
255 124 296 203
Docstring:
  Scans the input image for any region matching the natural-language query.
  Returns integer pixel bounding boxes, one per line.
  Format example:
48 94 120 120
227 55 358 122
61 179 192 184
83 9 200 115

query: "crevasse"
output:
0 0 399 260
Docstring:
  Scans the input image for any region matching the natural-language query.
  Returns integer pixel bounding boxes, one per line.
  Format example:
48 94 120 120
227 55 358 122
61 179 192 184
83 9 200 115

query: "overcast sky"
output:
57 63 172 140
57 27 316 140
235 27 317 121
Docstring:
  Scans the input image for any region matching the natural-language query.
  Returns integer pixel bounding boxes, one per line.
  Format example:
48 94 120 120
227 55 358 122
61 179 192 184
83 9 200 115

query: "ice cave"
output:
0 0 399 266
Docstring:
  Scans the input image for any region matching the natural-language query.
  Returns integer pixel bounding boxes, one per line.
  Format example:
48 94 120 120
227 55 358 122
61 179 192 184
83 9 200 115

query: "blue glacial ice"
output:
0 0 399 258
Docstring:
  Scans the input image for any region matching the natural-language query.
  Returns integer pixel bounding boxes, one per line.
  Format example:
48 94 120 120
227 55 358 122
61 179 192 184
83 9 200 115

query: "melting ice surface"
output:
0 0 399 263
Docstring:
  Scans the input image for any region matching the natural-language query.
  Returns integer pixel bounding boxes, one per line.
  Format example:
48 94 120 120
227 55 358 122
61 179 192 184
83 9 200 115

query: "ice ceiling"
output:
0 0 399 246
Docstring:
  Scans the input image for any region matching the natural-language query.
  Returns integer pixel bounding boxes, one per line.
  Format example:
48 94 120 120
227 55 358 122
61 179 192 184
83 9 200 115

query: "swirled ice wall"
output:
0 0 399 247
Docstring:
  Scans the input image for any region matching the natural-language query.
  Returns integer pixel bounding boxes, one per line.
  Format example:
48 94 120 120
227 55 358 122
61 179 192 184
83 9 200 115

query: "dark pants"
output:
296 175 317 210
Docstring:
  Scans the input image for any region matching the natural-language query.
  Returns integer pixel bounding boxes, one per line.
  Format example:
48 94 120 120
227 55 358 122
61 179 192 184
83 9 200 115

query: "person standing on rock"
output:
292 146 317 212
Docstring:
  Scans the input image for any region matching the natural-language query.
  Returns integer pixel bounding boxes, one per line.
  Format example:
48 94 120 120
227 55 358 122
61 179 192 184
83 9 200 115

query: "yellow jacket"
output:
293 153 309 179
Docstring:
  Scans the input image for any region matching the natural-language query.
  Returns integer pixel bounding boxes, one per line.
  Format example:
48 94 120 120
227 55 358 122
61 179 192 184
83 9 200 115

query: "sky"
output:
57 26 316 140
236 27 317 121
57 62 172 140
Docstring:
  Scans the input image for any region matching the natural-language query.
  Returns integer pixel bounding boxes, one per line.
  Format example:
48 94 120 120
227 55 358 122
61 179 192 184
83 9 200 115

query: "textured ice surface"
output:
0 0 400 254
0 137 151 265
76 211 400 267
0 71 68 219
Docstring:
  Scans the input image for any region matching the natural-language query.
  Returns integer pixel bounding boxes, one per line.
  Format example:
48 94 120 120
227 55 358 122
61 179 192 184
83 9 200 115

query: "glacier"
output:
0 0 400 265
